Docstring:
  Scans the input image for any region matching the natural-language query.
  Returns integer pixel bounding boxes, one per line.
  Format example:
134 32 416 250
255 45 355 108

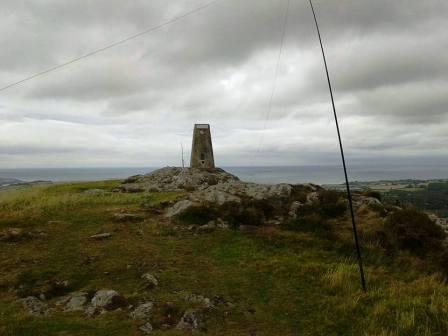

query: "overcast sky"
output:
0 0 447 168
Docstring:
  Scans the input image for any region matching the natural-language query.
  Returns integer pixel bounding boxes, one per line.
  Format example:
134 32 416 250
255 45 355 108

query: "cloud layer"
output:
0 0 447 168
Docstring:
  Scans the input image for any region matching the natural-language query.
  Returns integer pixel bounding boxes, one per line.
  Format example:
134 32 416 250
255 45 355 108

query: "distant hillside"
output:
0 176 447 335
382 181 448 218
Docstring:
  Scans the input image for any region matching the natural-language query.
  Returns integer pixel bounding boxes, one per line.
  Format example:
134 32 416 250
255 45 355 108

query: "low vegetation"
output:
0 181 447 335
382 181 448 217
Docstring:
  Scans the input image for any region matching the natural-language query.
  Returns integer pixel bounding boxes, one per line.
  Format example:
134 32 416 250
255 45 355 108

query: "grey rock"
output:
185 294 213 309
89 233 112 240
176 309 201 330
86 289 126 315
112 213 145 222
306 192 319 204
141 273 158 288
197 223 216 233
20 296 50 316
289 201 305 219
265 216 283 226
130 302 154 320
165 200 196 218
215 218 230 229
64 292 89 312
119 167 239 193
190 188 241 206
139 322 153 334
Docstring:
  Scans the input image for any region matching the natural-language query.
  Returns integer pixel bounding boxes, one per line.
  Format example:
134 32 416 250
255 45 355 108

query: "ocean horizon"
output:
0 164 447 185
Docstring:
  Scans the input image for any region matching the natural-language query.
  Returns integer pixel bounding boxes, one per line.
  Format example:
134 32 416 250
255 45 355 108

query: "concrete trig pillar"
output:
190 124 215 168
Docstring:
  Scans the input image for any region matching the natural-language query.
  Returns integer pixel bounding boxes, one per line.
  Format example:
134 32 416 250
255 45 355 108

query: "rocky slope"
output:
117 167 390 228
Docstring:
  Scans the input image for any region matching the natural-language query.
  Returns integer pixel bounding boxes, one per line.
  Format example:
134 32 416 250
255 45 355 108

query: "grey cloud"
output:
0 0 447 167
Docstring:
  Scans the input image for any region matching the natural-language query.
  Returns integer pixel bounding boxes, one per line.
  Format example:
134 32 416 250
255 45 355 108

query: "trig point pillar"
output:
190 124 215 168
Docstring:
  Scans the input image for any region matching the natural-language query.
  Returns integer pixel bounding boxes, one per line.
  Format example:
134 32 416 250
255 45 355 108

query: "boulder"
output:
306 192 319 204
288 201 305 219
130 302 154 320
189 187 241 206
185 294 213 309
165 200 196 218
176 309 201 330
139 322 153 335
141 273 158 288
20 296 50 316
86 290 126 315
58 291 89 312
197 223 216 233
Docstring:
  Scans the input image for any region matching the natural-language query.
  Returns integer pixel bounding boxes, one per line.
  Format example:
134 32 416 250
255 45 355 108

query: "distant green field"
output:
0 182 447 335
382 182 448 217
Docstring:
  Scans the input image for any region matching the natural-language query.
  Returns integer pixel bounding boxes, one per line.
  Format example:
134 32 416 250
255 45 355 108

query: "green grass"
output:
0 181 447 335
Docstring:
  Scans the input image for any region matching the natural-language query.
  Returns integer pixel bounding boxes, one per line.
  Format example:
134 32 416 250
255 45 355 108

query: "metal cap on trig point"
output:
190 124 215 168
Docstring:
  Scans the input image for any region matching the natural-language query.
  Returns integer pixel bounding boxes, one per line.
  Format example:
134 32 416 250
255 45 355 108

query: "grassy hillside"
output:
0 181 447 335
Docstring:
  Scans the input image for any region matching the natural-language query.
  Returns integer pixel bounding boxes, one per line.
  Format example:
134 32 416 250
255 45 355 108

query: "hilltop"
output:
0 168 447 335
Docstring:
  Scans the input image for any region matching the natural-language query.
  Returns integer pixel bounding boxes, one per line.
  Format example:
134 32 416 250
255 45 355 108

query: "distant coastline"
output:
0 164 447 185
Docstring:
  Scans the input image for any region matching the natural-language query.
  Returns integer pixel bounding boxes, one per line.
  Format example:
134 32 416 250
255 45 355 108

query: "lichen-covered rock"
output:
196 223 216 233
185 294 213 309
141 273 158 288
86 290 126 316
306 192 319 204
130 302 154 320
118 167 239 193
189 187 242 206
120 167 353 228
165 200 196 218
57 291 89 312
189 181 292 204
139 322 153 334
176 309 201 330
20 296 50 316
288 201 305 219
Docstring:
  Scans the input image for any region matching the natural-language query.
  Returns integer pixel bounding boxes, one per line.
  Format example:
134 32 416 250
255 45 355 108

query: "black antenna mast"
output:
308 0 367 292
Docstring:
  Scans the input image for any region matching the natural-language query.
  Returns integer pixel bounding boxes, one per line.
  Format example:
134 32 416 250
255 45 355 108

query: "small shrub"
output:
318 190 347 218
383 209 445 256
364 190 382 201
436 249 448 277
176 204 218 225
282 190 345 238
283 213 334 239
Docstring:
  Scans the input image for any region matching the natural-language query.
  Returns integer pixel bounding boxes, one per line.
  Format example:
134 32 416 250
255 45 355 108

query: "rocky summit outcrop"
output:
117 167 240 193
116 167 398 228
118 167 335 227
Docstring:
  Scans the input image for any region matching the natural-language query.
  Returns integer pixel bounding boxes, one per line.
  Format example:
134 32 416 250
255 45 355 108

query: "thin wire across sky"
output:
0 0 222 93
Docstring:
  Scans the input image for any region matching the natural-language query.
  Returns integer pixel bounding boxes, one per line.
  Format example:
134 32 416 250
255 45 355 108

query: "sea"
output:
0 165 447 185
